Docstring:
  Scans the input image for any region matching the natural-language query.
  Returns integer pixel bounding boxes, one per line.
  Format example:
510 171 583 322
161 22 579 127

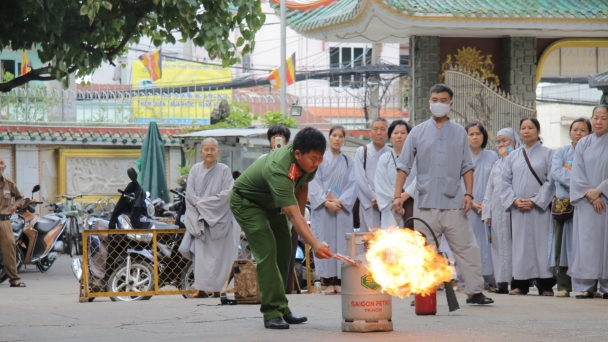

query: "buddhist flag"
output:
138 49 162 81
268 53 296 90
21 51 32 75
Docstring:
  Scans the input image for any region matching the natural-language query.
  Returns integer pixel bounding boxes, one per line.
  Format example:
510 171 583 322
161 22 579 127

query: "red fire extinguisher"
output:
414 291 437 315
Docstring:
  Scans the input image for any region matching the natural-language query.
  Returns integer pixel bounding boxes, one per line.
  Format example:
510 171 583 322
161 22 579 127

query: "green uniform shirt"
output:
234 143 316 210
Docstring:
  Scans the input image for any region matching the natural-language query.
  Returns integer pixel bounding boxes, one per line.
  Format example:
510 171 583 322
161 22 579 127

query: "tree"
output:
0 0 265 92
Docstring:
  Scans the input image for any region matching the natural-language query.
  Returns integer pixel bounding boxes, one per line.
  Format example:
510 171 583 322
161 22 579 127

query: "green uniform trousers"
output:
230 192 292 321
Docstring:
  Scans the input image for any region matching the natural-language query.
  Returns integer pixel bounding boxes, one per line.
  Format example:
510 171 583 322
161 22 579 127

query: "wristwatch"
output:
464 193 474 200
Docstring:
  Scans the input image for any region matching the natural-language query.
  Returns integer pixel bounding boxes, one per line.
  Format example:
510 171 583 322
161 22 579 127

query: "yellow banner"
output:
131 61 232 124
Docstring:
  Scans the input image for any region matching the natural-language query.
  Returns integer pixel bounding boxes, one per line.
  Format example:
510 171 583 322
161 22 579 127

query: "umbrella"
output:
139 121 170 203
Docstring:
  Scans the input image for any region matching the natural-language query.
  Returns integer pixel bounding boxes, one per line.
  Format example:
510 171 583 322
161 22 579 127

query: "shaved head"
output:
201 137 218 149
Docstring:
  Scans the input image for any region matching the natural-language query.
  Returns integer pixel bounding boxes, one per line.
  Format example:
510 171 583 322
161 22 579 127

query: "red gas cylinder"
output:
414 291 437 315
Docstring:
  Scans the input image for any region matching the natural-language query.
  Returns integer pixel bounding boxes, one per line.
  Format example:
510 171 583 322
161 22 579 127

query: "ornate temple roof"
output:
0 125 181 146
271 0 608 42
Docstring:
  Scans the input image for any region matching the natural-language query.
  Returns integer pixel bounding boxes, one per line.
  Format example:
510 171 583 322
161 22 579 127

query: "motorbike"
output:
71 168 191 302
0 185 66 279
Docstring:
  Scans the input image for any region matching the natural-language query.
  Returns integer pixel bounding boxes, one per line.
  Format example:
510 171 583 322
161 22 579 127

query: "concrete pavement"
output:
1 255 607 342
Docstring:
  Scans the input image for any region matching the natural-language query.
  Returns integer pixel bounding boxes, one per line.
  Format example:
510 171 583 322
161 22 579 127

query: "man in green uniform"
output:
230 127 333 330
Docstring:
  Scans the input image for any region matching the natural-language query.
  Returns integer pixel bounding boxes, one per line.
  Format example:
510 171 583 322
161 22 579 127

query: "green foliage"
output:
177 163 192 176
0 0 265 92
261 110 298 128
2 71 14 83
181 103 258 133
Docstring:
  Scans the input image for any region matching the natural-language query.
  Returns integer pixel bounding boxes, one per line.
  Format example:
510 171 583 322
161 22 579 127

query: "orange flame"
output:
365 227 454 298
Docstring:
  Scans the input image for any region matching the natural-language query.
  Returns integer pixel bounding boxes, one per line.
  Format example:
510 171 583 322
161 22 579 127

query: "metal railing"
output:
1 85 407 128
80 228 195 302
445 66 536 149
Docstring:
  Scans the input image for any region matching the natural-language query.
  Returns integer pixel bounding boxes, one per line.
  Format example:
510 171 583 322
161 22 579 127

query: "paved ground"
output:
1 255 607 342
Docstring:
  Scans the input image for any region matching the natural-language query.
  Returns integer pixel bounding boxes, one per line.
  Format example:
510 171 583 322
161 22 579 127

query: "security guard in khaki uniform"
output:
0 156 25 287
230 127 333 330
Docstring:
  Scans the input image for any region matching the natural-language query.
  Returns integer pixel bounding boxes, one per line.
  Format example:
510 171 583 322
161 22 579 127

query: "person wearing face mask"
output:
548 118 592 298
501 117 556 296
569 105 608 299
309 125 356 295
393 84 493 305
482 127 521 294
354 117 390 232
375 120 413 229
464 121 499 292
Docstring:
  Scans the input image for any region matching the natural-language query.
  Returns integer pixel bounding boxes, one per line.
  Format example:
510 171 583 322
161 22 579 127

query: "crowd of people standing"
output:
310 84 608 300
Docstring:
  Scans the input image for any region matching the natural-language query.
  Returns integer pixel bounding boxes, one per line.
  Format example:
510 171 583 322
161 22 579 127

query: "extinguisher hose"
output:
402 216 461 312
402 217 441 250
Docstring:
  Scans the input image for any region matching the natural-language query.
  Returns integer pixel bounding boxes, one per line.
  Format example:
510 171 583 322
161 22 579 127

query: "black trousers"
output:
512 277 556 294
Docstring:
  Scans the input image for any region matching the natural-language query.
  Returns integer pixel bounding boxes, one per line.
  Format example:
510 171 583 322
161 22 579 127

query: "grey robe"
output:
548 144 574 268
375 149 417 228
468 149 498 276
568 133 608 279
501 142 555 280
355 143 390 231
309 150 357 278
482 158 512 283
180 162 239 291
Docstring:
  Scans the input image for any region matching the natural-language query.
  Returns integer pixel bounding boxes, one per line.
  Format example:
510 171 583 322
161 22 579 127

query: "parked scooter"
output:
12 185 66 273
71 168 191 302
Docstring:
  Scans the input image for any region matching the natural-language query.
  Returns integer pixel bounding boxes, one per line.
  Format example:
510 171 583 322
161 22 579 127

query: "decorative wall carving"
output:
440 47 500 87
66 158 137 195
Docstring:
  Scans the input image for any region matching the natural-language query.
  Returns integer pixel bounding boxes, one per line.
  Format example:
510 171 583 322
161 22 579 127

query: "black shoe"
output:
466 292 494 305
264 317 289 329
283 312 308 324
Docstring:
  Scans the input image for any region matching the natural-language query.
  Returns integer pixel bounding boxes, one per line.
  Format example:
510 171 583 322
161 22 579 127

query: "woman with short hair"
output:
549 118 592 298
501 117 556 295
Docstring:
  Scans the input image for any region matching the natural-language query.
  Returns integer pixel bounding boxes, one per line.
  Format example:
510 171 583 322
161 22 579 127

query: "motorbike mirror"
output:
127 168 138 182
32 185 40 195
146 191 151 198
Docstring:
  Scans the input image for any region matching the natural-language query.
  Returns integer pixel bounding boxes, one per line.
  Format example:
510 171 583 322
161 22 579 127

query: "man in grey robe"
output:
568 107 608 296
180 138 239 298
393 84 493 305
355 117 390 232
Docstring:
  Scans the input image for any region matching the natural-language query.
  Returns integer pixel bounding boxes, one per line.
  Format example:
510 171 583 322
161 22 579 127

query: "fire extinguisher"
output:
414 291 437 315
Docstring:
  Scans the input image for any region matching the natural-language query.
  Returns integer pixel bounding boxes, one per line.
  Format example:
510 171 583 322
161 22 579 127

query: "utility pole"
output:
368 42 382 122
280 0 287 117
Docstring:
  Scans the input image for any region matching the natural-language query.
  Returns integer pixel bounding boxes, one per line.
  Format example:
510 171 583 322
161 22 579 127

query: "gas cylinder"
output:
341 232 393 333
414 291 437 315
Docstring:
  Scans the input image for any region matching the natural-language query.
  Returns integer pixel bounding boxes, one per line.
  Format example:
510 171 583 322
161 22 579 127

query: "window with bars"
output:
329 47 371 87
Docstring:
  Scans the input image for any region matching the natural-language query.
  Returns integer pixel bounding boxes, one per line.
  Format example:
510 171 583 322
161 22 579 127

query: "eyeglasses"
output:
202 149 217 153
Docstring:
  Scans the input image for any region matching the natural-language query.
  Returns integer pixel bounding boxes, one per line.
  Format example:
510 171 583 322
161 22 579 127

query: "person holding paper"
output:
309 126 357 294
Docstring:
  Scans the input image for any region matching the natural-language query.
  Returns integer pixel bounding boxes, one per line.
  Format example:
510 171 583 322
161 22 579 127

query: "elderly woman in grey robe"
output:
309 125 356 295
482 127 520 294
180 138 239 298
501 117 556 296
568 105 608 299
375 120 412 229
465 121 498 291
548 118 592 298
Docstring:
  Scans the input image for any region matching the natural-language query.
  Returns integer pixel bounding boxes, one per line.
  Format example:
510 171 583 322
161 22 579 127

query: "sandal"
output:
487 285 499 293
540 291 554 296
189 291 209 299
509 288 527 295
466 293 494 305
603 293 608 299
555 290 569 297
334 285 342 294
10 282 26 287
575 291 594 299
324 285 336 295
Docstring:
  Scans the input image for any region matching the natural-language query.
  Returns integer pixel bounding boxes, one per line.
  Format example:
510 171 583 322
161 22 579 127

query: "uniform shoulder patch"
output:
288 163 301 181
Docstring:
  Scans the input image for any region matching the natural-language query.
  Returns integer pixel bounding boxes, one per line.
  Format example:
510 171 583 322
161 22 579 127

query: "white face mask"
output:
429 102 451 117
